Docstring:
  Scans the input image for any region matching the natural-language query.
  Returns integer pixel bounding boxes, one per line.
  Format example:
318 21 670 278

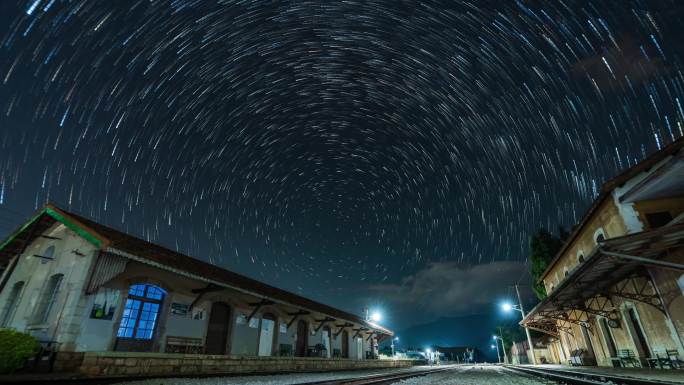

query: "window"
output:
645 212 673 229
38 246 55 264
1 281 24 327
578 254 585 263
678 274 684 295
31 274 63 324
117 284 165 340
593 229 606 244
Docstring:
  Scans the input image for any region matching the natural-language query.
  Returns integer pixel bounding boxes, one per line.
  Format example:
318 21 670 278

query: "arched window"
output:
594 229 606 244
578 254 585 263
32 274 63 324
564 270 569 277
36 245 56 264
117 284 165 340
1 281 24 327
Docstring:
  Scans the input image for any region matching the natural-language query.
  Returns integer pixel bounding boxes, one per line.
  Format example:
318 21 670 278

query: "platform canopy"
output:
522 222 684 337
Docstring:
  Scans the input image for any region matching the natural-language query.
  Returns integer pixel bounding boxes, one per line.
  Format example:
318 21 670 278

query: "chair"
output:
617 349 640 368
655 349 684 369
666 349 683 369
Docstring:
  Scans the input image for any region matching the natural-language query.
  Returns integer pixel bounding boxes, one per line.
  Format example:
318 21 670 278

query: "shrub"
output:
0 329 40 374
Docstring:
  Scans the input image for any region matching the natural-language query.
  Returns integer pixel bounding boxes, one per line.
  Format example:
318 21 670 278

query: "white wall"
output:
0 223 97 349
74 289 119 351
162 293 208 340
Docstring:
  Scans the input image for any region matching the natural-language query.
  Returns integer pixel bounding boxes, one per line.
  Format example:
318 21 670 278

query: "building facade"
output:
0 205 391 362
522 138 684 367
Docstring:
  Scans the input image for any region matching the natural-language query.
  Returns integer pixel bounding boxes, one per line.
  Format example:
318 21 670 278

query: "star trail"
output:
1 0 684 322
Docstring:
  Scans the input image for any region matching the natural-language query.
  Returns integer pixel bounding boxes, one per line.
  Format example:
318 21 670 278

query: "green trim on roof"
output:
44 207 103 248
0 209 46 254
0 207 103 256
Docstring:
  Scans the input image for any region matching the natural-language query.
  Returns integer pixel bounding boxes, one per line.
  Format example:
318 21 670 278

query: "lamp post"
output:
391 336 398 357
501 286 537 365
493 334 508 364
515 284 537 365
491 343 501 364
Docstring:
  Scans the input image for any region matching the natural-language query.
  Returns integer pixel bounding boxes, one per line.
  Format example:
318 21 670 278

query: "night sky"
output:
1 0 684 351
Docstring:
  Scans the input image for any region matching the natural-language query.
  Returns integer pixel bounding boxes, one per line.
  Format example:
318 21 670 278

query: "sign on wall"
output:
171 302 189 316
89 287 119 320
192 307 205 320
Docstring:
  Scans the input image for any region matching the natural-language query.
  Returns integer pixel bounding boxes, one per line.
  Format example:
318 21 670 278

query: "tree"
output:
528 229 564 300
495 323 526 350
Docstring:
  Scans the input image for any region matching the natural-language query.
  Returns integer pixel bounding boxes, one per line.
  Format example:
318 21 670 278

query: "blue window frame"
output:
117 284 165 340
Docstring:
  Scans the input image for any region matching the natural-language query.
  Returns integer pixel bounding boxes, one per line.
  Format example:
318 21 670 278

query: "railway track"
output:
294 366 455 385
504 365 681 385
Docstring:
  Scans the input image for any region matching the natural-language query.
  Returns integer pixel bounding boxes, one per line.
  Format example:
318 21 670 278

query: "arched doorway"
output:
295 319 308 357
341 330 349 358
258 313 277 356
205 302 231 354
115 283 166 352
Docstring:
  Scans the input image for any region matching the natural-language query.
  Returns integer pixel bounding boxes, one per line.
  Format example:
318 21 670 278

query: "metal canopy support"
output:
334 322 353 338
189 284 223 310
525 322 559 337
607 273 667 314
247 299 275 321
352 328 367 339
314 317 336 333
286 310 310 328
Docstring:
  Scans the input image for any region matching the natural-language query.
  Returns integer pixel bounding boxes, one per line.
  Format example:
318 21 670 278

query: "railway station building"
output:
0 205 399 375
522 137 684 368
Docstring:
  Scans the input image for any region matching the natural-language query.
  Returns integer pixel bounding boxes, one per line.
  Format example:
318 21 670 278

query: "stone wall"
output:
74 352 417 377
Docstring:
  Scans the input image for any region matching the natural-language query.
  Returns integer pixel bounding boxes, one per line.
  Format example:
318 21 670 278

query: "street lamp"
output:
370 311 382 322
501 285 537 365
491 344 501 363
492 334 508 364
391 336 399 357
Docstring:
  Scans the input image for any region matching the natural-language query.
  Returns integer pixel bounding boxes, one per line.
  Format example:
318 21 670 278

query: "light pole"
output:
493 334 508 364
391 336 398 357
491 343 501 363
515 284 537 365
501 286 537 365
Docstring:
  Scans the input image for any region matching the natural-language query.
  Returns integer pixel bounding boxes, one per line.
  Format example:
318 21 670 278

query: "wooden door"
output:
296 320 308 357
205 302 231 355
341 330 349 358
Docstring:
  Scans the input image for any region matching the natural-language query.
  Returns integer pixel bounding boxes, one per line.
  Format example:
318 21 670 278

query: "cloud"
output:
571 33 666 89
367 261 530 322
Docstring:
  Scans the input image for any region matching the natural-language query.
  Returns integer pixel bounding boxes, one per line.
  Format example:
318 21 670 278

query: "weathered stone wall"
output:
74 352 416 377
543 197 629 293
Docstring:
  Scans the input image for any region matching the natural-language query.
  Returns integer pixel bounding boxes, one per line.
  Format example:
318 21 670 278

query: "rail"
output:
295 366 454 385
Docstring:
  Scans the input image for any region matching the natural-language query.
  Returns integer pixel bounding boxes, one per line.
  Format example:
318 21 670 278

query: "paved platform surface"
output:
527 364 684 384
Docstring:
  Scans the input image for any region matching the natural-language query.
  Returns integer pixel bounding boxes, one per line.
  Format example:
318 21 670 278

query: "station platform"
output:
528 364 684 384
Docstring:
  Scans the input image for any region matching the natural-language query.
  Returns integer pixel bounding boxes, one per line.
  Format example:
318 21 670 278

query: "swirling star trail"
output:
1 0 683 324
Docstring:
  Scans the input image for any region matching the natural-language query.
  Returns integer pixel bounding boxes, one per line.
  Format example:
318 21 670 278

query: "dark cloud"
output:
367 261 530 325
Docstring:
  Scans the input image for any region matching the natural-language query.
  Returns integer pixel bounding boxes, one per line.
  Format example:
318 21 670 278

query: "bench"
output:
165 336 204 354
